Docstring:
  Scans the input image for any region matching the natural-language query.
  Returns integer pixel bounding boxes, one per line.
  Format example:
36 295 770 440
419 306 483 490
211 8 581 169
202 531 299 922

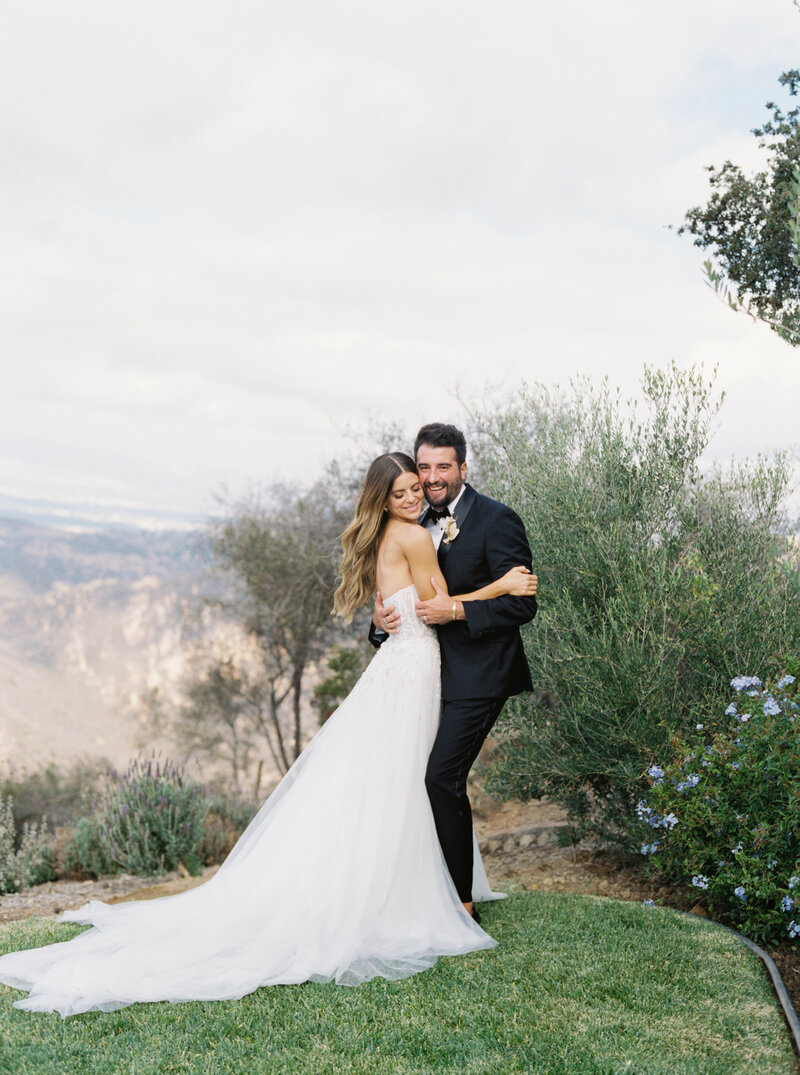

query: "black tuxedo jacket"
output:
371 484 536 702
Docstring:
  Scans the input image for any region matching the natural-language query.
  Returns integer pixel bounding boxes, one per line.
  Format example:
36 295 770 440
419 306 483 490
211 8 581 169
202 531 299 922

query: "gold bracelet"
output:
451 601 458 621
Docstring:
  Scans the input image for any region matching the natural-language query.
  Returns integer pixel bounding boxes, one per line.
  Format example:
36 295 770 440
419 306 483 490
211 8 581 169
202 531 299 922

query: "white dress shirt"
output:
423 485 466 551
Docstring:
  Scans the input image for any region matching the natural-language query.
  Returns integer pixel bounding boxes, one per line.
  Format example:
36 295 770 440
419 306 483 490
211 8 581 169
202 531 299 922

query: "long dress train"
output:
0 585 504 1017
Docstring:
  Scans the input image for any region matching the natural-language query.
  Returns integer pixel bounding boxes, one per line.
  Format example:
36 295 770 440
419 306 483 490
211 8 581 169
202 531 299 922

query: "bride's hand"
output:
374 591 401 634
499 566 538 596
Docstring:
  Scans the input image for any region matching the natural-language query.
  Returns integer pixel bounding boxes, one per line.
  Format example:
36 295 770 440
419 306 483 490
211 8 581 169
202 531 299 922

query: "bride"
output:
0 452 535 1017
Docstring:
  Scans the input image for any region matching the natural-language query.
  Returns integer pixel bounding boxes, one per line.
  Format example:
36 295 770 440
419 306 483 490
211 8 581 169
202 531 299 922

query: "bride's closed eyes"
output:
390 481 422 501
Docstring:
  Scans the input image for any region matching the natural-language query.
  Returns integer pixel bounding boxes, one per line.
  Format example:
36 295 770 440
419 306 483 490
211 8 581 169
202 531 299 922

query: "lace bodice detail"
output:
382 584 436 644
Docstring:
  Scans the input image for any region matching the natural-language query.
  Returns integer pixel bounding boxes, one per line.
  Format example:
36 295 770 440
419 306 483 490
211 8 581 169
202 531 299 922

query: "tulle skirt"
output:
0 588 502 1016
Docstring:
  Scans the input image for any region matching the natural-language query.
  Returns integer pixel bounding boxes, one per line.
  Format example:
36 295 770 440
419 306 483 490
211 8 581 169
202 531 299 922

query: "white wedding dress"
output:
0 586 503 1017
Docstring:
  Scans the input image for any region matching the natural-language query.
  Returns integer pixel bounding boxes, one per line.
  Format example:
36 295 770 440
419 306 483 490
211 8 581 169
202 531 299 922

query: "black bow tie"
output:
428 507 452 522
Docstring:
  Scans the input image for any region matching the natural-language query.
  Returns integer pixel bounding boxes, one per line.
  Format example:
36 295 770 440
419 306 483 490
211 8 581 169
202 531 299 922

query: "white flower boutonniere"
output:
442 517 460 545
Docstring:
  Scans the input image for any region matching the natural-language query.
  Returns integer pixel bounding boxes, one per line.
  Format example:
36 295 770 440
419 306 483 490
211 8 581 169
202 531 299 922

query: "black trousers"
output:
425 696 507 903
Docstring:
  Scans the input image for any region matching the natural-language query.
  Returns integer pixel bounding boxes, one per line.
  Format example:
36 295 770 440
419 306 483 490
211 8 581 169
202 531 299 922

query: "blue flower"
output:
641 842 659 856
725 703 738 717
734 886 746 902
737 713 752 723
676 774 701 792
789 921 800 939
767 859 777 871
789 875 799 889
731 842 743 855
696 723 704 730
642 899 655 908
638 805 679 831
731 676 761 692
731 762 740 771
782 896 795 912
647 766 665 783
763 696 781 716
777 675 796 689
691 875 709 889
700 758 712 767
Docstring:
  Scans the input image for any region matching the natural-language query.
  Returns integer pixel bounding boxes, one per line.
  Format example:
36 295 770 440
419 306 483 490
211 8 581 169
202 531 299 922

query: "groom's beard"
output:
424 476 463 509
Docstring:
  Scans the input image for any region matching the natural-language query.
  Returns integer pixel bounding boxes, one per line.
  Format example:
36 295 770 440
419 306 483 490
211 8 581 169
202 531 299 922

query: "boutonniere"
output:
442 517 460 544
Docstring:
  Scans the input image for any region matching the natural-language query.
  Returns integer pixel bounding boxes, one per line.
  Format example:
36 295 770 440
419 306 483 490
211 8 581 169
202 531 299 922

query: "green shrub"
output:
0 759 105 830
62 816 114 879
0 797 56 894
196 788 258 865
473 364 800 843
96 756 208 876
637 670 800 946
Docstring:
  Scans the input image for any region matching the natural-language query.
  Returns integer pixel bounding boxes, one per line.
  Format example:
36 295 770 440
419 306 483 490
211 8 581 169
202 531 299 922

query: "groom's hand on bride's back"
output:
374 591 401 634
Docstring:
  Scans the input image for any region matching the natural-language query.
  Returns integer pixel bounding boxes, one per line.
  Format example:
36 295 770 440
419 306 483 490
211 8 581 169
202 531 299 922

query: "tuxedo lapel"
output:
437 484 477 570
453 483 477 529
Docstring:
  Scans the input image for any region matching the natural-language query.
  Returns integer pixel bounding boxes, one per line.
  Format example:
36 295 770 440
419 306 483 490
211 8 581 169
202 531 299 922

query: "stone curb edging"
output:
478 821 569 854
677 911 800 1058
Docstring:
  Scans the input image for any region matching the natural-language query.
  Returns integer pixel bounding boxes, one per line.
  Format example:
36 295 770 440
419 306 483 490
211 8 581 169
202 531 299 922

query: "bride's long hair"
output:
333 452 418 622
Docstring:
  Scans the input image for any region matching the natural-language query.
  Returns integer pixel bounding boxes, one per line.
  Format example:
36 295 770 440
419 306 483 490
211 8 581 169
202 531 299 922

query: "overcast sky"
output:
2 0 799 526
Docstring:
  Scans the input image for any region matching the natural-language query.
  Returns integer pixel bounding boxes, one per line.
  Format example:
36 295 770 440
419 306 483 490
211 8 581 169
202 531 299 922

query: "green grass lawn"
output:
0 892 795 1075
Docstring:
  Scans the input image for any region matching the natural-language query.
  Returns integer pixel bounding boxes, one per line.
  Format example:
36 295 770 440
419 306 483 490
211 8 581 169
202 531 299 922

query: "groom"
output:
371 422 537 920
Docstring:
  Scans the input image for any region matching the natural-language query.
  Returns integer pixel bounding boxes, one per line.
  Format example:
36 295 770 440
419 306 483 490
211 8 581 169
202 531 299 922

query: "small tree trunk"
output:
292 669 304 762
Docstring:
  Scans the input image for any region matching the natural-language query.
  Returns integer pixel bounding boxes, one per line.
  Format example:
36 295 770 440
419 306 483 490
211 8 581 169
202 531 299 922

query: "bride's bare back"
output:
376 520 441 601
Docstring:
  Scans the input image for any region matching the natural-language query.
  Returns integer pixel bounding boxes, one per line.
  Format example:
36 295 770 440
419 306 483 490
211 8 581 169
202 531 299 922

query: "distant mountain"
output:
0 516 208 769
0 490 201 535
0 516 202 593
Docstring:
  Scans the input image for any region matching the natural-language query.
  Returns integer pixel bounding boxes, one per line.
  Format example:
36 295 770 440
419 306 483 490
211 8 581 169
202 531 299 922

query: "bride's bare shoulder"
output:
393 522 434 551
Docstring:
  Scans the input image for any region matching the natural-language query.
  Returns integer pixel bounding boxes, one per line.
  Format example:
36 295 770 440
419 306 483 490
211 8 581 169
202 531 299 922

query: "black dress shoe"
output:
470 906 481 924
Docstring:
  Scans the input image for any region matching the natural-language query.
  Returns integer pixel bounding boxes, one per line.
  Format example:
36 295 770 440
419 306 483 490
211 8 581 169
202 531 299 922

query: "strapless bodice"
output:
381 584 437 644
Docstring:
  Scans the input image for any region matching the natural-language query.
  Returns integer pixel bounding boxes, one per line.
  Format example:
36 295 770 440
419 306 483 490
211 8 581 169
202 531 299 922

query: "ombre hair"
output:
333 452 417 622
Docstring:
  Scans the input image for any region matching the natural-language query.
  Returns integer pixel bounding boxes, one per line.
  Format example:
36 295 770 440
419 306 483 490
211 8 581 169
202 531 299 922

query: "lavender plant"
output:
637 670 800 945
96 756 207 876
0 797 56 894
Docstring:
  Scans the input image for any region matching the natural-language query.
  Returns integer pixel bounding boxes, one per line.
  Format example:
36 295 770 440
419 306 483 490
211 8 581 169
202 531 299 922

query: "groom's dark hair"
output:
414 423 467 466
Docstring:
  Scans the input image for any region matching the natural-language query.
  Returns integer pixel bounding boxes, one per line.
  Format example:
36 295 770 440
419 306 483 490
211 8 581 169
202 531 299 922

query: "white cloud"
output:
0 0 798 518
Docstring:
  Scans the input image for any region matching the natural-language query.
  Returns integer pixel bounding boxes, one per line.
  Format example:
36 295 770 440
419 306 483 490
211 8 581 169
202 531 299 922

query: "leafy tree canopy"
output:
679 70 800 346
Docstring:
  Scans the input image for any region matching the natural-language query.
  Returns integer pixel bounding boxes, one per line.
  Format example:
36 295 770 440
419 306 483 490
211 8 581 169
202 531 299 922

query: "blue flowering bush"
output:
95 756 208 876
637 671 800 945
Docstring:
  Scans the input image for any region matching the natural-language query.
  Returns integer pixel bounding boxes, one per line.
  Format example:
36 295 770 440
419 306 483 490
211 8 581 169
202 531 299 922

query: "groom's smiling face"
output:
416 445 467 509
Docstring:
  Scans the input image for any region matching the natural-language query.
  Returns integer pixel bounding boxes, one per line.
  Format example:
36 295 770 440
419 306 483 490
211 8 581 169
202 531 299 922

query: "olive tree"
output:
199 479 353 774
172 424 414 784
469 364 800 844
